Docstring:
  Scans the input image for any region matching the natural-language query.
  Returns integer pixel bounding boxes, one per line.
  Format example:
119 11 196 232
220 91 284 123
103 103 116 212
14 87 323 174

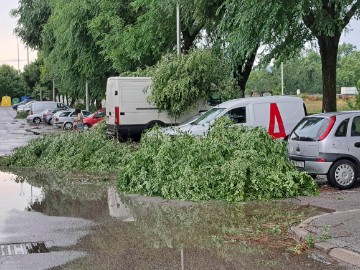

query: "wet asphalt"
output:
0 106 360 270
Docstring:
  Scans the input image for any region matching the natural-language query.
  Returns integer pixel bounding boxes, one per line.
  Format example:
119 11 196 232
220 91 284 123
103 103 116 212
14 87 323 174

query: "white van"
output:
169 96 306 138
105 77 211 140
29 101 68 115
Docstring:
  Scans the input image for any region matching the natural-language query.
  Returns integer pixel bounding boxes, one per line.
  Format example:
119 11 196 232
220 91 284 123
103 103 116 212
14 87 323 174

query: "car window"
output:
60 111 71 117
96 111 106 118
57 103 67 108
335 119 349 137
351 116 360 136
289 117 326 141
193 108 225 125
82 111 91 116
70 112 77 117
224 107 246 124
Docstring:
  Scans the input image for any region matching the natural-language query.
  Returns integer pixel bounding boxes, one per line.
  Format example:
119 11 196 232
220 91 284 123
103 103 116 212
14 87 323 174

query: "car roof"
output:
308 111 360 117
214 96 303 109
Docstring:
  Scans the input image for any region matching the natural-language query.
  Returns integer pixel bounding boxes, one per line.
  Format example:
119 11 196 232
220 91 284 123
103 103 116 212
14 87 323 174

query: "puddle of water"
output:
0 172 43 212
0 168 346 270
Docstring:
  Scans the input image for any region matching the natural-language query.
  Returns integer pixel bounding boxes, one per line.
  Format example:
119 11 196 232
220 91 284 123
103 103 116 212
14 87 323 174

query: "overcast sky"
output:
1 0 360 72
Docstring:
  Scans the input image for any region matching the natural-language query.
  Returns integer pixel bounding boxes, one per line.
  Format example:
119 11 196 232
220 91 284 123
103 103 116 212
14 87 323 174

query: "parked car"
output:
287 111 360 189
26 110 47 124
53 110 91 129
165 96 306 138
17 100 36 113
83 108 106 129
29 101 68 115
12 99 33 110
42 108 70 125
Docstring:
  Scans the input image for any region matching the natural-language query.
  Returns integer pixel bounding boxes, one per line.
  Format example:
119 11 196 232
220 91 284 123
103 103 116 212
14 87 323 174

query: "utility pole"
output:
85 80 89 111
52 79 55 101
16 37 20 73
176 3 181 56
281 62 284 95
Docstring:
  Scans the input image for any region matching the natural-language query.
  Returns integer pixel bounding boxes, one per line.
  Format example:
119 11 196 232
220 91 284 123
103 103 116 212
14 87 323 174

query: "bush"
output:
118 118 319 202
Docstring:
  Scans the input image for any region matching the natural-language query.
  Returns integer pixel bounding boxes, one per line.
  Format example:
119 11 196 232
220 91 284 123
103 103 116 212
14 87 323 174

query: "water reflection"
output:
0 171 43 212
108 186 134 222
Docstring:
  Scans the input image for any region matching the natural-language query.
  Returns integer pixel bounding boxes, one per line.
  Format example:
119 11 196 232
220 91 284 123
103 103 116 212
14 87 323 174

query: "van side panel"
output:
30 101 67 115
252 100 305 137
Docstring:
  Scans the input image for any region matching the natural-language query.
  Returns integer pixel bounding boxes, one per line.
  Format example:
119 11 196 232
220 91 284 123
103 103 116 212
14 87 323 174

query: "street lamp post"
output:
176 3 181 56
281 62 284 95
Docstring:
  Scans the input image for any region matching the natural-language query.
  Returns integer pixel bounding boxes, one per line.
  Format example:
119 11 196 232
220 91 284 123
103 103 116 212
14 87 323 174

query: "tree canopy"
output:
11 0 360 112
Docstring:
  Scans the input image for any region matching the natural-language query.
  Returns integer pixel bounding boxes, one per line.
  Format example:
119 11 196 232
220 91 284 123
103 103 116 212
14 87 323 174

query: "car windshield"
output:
193 108 225 125
289 116 327 141
179 113 203 125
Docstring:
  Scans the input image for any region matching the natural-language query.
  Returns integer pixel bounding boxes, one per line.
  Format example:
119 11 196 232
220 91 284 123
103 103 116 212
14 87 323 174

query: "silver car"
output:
53 110 91 130
26 110 46 124
288 111 360 189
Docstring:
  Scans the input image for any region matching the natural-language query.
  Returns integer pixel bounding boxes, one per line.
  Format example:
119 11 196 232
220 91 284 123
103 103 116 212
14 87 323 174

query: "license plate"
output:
293 160 305 168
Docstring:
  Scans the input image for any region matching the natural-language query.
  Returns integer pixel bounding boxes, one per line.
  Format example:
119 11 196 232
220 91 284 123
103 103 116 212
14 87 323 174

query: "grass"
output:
303 95 354 114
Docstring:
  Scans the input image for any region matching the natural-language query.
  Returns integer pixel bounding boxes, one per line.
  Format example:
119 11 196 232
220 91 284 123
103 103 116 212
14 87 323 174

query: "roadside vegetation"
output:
1 119 319 202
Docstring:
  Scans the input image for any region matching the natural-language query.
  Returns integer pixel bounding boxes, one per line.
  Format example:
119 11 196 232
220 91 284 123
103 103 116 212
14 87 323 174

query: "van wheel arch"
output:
145 120 166 130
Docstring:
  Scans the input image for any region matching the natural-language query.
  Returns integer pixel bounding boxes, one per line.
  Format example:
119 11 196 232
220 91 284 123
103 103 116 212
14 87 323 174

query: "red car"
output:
83 108 106 128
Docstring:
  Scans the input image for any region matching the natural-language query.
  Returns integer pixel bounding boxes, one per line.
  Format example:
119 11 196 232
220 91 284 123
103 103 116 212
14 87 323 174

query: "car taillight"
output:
319 116 336 141
115 106 120 125
55 117 59 122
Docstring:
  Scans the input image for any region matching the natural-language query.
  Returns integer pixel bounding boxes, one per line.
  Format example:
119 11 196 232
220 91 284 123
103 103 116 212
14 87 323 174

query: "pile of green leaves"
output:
119 118 318 202
3 122 132 172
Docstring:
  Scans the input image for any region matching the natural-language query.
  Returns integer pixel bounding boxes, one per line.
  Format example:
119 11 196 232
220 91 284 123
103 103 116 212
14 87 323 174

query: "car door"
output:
347 115 360 161
224 107 247 125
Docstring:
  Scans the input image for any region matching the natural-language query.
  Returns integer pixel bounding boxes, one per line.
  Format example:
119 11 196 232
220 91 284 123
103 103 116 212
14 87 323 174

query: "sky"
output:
1 0 360 72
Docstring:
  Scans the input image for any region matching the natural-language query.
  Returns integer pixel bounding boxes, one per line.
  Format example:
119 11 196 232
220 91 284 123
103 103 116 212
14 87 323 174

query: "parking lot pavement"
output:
0 106 62 157
289 182 360 268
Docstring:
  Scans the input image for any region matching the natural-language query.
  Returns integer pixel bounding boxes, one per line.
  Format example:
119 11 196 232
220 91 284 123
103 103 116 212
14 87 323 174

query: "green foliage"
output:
11 0 51 49
15 111 29 119
118 118 319 202
149 50 238 117
4 122 132 173
0 65 29 98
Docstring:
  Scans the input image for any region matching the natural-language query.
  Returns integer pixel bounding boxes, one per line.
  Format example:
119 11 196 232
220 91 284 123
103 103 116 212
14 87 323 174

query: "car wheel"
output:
63 122 73 130
328 159 357 189
47 119 53 125
33 117 41 124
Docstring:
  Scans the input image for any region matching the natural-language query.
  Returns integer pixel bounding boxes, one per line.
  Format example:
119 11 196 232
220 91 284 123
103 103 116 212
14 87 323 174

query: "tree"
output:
41 0 113 106
148 50 238 117
221 0 360 112
11 0 51 49
0 65 29 98
337 44 360 88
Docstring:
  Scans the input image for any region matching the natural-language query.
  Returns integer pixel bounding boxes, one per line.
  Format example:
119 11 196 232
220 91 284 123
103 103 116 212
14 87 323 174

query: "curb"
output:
291 212 360 268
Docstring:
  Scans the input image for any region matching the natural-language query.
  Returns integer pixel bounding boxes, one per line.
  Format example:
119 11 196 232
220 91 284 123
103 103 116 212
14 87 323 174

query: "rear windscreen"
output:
289 117 327 141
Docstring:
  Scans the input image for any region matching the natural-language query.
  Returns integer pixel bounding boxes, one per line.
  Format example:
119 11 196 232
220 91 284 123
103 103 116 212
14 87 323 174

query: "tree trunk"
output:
182 27 202 54
318 34 340 112
234 51 257 98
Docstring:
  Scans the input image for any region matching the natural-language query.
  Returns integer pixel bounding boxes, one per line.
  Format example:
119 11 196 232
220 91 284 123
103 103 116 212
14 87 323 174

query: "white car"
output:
26 110 47 124
53 110 91 129
17 100 35 113
164 96 306 138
